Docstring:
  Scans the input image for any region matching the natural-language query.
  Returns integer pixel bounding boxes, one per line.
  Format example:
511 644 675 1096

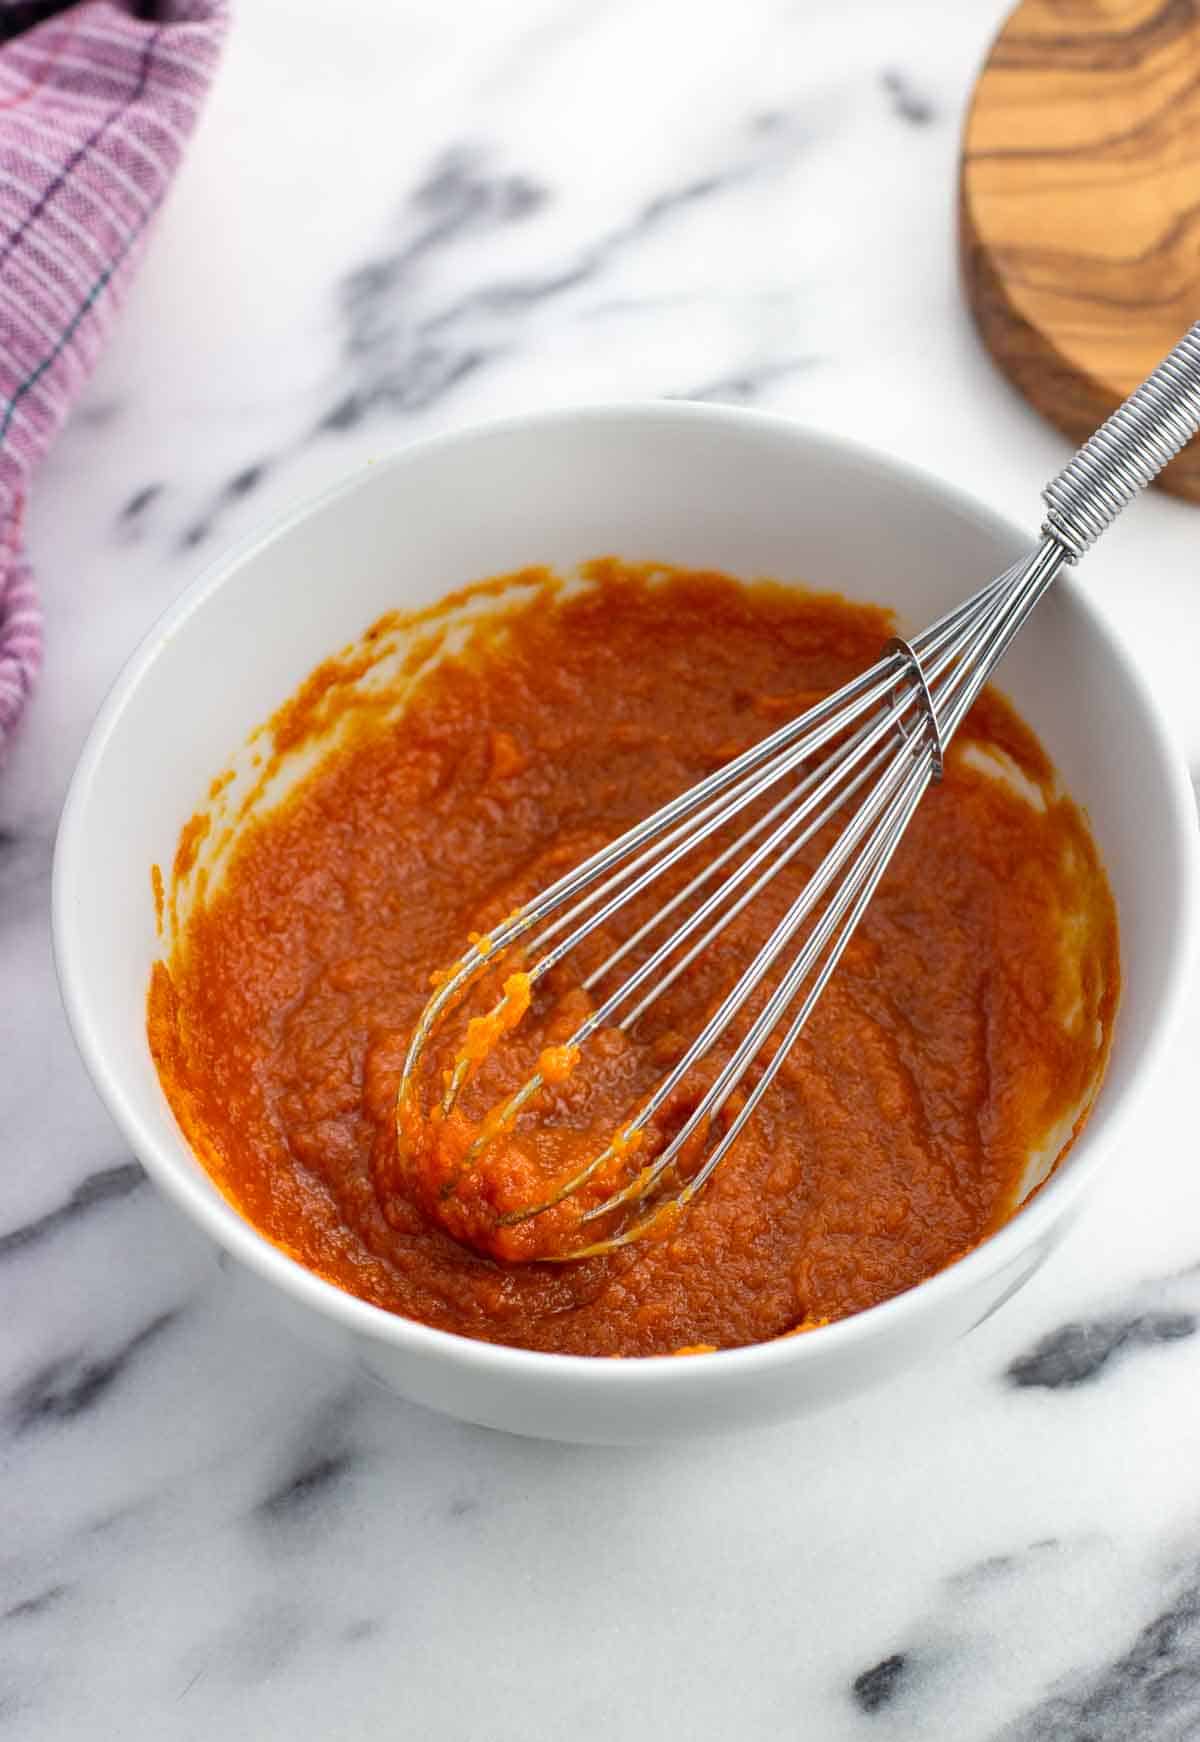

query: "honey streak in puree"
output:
148 562 1118 1357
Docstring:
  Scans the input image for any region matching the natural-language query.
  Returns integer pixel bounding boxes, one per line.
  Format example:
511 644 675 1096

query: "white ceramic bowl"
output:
54 405 1200 1443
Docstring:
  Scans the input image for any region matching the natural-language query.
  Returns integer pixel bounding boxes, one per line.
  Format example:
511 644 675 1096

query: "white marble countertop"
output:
4 1 1200 1735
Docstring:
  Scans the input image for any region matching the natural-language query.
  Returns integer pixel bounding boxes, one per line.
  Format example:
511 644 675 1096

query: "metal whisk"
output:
398 322 1200 1258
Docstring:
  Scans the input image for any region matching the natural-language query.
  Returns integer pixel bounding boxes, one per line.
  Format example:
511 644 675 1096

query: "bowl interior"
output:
54 405 1195 1397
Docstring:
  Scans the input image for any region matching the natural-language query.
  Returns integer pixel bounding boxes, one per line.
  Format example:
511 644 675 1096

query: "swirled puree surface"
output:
148 563 1118 1357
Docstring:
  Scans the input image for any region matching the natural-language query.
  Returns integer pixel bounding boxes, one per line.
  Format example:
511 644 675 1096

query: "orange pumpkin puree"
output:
148 564 1118 1356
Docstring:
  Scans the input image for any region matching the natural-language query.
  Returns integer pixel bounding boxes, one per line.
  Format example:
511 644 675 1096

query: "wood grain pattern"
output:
960 0 1200 501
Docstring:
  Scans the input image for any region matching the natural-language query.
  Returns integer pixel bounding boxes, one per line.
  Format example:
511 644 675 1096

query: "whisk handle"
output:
1041 320 1200 560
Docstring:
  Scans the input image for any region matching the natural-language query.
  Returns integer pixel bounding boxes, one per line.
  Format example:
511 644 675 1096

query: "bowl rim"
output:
52 399 1200 1390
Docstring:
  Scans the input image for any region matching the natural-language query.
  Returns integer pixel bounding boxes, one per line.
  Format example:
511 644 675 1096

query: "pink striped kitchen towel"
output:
0 0 228 748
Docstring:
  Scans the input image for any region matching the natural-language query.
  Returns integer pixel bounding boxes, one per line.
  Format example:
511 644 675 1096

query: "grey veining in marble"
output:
3 1 1200 1737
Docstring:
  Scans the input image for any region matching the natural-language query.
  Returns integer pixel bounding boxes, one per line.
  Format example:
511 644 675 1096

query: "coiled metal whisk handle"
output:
1042 320 1200 560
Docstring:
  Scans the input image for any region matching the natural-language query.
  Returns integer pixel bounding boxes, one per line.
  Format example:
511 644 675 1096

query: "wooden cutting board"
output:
960 0 1200 501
